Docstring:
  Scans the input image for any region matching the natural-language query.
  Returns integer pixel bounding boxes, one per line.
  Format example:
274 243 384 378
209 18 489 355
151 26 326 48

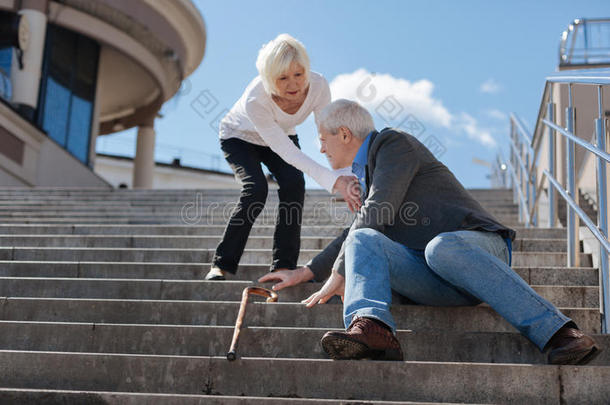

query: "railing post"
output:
532 169 538 226
595 85 609 333
510 121 518 205
548 95 557 227
565 84 579 267
524 144 530 227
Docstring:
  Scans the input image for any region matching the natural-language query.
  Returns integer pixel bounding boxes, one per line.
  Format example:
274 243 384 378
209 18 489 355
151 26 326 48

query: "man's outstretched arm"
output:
258 227 350 290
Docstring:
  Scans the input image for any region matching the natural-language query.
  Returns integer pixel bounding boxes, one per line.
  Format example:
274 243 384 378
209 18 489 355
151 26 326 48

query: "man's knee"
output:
345 229 387 276
424 232 466 273
346 228 386 246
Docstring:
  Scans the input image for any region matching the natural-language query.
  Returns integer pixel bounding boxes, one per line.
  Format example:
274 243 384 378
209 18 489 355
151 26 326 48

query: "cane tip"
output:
226 351 236 361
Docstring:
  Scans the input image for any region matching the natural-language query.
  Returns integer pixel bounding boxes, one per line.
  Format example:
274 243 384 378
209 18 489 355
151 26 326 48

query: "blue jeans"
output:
343 228 573 351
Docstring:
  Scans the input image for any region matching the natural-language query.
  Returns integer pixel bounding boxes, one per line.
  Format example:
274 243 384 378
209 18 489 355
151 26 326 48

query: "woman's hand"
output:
333 175 362 213
258 266 315 291
301 271 345 308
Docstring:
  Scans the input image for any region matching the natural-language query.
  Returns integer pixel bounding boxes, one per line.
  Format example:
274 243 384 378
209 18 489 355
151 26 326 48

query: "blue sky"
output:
96 0 609 189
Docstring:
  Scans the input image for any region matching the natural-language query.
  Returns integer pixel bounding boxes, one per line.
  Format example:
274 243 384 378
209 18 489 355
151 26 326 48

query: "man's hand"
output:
301 271 345 308
333 175 362 213
258 266 315 291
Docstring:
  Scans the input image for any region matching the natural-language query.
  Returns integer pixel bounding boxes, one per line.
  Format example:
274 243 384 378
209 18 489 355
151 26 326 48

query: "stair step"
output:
0 247 592 267
0 389 443 405
0 235 569 252
0 351 607 404
0 298 600 332
0 224 568 238
0 278 598 308
0 321 606 365
0 261 598 285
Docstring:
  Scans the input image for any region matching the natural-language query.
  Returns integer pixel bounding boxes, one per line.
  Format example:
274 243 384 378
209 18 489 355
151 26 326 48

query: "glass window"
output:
36 24 99 166
0 47 11 75
66 94 92 162
42 77 70 145
0 47 11 101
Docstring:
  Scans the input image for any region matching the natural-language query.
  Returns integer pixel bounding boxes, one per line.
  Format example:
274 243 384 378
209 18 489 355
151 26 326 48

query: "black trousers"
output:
212 135 305 274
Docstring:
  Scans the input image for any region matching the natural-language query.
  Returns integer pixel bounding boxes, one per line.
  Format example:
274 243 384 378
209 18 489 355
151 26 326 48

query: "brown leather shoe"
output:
321 317 404 361
547 327 602 365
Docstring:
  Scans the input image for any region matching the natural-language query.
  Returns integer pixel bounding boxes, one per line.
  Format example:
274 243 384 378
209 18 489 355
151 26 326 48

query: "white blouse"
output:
219 71 339 193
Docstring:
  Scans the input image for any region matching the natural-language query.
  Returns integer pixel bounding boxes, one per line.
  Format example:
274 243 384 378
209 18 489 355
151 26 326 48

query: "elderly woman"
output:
206 34 360 280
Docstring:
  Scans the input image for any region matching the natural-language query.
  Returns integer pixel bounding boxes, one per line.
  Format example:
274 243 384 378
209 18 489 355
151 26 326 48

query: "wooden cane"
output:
227 286 278 361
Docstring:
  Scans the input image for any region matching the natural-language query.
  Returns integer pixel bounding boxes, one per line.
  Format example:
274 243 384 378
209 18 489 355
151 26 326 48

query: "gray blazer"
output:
306 128 516 282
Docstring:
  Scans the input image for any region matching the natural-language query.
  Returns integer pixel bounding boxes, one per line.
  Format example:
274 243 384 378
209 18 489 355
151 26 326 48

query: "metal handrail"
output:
509 139 529 175
508 114 538 226
547 69 610 85
544 170 610 253
504 159 531 227
542 119 610 162
511 113 535 151
531 69 610 172
501 68 610 333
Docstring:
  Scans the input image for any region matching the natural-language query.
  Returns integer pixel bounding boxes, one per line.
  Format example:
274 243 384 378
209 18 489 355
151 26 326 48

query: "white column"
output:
132 123 156 189
10 8 47 109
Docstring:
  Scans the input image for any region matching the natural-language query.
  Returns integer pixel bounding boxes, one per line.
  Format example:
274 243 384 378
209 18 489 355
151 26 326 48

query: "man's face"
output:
318 126 351 170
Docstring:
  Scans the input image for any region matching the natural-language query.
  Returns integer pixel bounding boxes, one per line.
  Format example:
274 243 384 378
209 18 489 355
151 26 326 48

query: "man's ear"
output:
339 126 353 144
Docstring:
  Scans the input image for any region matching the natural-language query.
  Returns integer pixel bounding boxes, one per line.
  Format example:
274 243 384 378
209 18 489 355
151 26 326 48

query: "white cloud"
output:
329 68 452 127
456 113 497 147
486 109 508 121
328 69 497 148
480 78 502 94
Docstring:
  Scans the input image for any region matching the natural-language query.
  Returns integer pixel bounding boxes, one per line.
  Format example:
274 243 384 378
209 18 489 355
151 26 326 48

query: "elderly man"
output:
259 99 600 365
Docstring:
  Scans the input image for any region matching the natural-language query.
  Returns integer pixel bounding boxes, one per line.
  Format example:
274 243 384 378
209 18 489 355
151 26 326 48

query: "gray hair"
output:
256 34 310 96
318 99 375 139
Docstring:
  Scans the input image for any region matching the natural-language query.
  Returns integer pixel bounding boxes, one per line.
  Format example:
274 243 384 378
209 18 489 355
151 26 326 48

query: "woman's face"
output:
275 62 307 101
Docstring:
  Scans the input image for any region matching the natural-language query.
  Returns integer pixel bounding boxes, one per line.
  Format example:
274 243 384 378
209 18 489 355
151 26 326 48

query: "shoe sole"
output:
549 345 602 365
321 334 403 361
204 275 226 281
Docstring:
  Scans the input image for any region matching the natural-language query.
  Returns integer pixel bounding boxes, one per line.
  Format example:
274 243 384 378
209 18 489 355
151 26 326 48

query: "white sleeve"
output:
245 97 339 193
333 166 357 178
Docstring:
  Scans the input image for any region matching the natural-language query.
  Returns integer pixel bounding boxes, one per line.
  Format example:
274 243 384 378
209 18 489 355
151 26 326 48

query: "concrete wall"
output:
94 154 278 190
0 168 25 186
0 102 111 188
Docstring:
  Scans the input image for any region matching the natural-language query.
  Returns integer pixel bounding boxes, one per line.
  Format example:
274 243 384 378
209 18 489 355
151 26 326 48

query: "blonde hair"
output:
256 34 310 95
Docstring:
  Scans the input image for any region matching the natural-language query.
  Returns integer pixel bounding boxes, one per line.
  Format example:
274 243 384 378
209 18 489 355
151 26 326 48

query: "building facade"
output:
0 0 206 188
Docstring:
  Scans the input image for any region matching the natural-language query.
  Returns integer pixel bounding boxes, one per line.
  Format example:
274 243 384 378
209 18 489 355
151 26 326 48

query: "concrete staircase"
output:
0 187 607 404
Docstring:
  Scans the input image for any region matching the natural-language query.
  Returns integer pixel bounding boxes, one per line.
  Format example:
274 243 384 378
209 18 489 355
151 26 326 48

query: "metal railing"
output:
495 68 610 333
560 18 610 68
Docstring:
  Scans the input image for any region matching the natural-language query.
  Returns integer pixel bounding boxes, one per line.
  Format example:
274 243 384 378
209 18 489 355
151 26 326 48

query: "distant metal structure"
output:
559 18 610 69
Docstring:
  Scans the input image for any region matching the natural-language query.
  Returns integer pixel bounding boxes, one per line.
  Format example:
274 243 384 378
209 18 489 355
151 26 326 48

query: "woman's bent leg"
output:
261 135 305 271
263 135 305 271
211 138 268 274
